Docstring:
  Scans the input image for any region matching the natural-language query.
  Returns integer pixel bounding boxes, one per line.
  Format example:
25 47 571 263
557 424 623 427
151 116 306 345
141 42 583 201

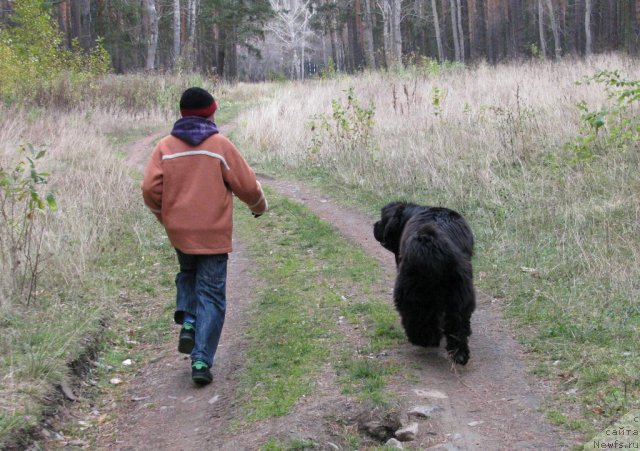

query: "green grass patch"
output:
0 206 177 449
234 190 404 422
242 139 640 438
261 437 317 451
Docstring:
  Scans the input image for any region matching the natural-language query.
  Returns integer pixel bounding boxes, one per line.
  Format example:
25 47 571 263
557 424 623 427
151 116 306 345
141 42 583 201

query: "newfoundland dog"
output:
373 201 475 365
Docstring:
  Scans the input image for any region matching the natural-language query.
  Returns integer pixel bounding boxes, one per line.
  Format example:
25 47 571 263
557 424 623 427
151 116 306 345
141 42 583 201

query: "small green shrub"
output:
570 70 640 163
0 144 56 307
307 87 376 167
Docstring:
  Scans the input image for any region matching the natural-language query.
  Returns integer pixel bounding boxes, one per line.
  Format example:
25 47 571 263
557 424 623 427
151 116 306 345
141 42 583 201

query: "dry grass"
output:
0 71 269 446
0 73 183 445
236 54 636 200
233 53 640 433
0 57 637 443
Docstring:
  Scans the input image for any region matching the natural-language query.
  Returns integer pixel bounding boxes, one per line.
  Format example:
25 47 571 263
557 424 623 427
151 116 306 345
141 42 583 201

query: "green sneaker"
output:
178 322 195 354
191 360 212 385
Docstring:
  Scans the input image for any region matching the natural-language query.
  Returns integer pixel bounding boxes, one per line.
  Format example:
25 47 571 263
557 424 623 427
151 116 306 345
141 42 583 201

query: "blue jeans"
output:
174 250 228 368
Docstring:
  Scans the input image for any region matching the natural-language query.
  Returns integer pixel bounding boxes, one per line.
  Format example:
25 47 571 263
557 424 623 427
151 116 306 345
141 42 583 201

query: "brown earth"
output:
46 128 582 450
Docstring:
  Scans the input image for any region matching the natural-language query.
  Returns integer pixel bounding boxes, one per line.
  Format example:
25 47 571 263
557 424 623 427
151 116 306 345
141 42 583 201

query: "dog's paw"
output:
448 348 470 366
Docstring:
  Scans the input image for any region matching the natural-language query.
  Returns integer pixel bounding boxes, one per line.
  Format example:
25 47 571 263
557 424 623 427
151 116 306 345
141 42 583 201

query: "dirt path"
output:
257 178 575 450
91 129 578 450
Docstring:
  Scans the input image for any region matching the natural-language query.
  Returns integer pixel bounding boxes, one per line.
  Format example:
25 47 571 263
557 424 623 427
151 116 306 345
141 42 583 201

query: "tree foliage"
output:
571 71 640 162
0 0 110 102
1 0 638 81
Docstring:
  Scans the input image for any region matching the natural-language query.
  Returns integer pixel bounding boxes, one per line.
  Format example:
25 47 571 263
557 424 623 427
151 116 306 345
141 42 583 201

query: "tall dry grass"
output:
0 72 207 444
0 71 270 445
236 54 635 201
234 53 640 431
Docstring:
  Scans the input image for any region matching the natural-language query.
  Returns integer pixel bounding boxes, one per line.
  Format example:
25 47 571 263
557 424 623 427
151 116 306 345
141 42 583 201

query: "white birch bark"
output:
143 0 159 71
450 0 460 61
431 0 443 62
173 0 181 64
456 0 464 62
392 0 403 67
538 0 547 58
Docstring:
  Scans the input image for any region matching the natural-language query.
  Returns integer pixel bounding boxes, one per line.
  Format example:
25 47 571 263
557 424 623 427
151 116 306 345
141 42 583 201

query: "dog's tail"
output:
402 224 463 278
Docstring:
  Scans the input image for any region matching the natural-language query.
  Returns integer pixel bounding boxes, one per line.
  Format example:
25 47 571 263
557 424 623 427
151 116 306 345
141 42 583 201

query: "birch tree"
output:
266 0 316 79
537 0 547 58
184 0 200 64
456 0 464 61
450 0 460 61
392 0 402 67
431 0 444 62
378 0 402 68
173 0 181 66
142 0 158 71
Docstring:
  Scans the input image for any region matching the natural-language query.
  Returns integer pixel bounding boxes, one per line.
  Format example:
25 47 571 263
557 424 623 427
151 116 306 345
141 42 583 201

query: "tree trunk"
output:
80 0 92 51
354 0 366 69
217 26 226 77
537 0 547 58
227 26 238 80
392 0 403 67
173 0 181 66
471 0 487 61
71 1 81 44
456 0 465 61
507 0 523 59
546 0 561 59
185 0 199 68
431 0 444 61
362 0 376 69
330 16 340 70
380 0 392 67
57 0 72 48
450 0 461 61
142 0 159 71
585 0 592 56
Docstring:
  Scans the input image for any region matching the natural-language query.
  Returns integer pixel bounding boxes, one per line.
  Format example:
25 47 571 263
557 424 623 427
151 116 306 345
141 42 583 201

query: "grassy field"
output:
232 54 640 435
0 54 638 447
0 73 219 447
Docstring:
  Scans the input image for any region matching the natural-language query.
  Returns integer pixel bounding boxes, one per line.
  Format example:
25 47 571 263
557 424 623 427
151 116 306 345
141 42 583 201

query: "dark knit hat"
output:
179 87 217 118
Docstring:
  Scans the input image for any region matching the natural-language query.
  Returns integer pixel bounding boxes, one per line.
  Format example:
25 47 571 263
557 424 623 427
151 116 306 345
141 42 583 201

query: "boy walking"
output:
142 87 267 385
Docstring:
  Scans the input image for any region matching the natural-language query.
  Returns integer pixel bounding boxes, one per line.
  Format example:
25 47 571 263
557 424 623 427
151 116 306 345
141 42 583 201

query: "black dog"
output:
373 201 475 365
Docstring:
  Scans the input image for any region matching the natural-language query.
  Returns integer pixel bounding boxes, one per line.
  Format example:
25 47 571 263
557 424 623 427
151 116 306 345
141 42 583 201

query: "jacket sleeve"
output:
141 146 164 223
221 140 268 215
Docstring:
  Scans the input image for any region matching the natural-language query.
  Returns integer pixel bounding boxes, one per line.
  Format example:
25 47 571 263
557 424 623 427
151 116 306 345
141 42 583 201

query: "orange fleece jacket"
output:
141 133 267 254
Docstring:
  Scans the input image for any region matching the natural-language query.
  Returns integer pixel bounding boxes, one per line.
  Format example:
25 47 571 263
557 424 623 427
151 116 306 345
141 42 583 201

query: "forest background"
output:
1 0 639 84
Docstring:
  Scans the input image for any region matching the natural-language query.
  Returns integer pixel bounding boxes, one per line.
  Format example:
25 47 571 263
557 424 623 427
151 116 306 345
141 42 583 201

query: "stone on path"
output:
395 422 419 442
408 404 443 418
385 438 404 449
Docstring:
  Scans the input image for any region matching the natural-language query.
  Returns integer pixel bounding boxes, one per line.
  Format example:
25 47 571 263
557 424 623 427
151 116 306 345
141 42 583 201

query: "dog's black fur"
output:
373 201 476 365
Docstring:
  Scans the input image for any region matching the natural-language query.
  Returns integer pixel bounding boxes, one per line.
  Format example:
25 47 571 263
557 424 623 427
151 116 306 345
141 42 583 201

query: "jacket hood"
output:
171 116 219 146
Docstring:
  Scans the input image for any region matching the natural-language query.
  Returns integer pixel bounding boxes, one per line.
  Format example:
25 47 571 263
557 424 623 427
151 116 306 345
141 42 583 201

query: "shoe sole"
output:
192 375 212 385
178 335 194 354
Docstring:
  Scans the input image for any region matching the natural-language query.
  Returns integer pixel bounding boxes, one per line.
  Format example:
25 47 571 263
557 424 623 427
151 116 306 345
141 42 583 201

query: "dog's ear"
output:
382 203 405 253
